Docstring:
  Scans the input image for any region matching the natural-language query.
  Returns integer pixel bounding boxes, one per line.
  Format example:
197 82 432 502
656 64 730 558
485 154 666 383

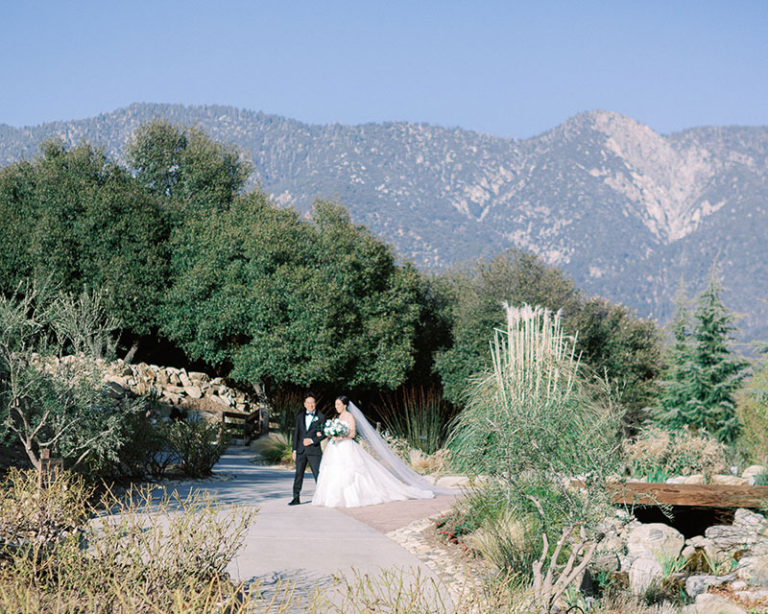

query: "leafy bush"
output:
623 426 728 481
165 418 230 477
735 355 768 465
267 387 303 435
0 286 128 475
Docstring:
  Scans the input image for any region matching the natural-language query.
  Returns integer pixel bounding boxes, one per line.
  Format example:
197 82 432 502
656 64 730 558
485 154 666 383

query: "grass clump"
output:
252 432 293 465
0 467 261 613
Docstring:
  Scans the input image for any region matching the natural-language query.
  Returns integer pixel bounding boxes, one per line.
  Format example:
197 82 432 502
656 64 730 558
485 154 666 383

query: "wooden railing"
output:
221 409 264 443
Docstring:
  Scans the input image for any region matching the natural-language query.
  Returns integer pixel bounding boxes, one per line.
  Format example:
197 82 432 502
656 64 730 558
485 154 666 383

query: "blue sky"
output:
2 0 766 138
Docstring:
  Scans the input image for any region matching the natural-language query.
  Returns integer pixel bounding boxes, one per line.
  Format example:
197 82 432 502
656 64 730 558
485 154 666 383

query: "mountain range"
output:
1 103 767 344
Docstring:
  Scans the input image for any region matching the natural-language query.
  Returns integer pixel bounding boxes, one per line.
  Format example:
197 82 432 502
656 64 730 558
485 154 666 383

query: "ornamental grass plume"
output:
448 303 624 613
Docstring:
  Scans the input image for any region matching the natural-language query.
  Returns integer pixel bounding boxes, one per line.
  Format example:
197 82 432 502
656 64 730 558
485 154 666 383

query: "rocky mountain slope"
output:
2 104 767 342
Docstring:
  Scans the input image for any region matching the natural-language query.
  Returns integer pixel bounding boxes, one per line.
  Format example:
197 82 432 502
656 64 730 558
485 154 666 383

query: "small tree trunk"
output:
123 339 140 364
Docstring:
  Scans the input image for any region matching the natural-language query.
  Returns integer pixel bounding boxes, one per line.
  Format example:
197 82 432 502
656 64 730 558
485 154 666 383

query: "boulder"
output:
710 475 749 486
179 370 192 388
184 385 203 399
628 556 662 594
685 574 728 598
188 371 210 383
733 509 767 533
741 465 766 483
667 474 706 485
736 555 768 587
627 523 685 563
683 535 717 562
681 593 748 614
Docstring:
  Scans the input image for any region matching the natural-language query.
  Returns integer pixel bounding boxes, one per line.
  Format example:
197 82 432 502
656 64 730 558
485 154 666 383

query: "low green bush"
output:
165 418 230 477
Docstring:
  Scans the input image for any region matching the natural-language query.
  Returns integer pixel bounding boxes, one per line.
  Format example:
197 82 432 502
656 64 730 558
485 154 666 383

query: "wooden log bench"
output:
608 482 768 509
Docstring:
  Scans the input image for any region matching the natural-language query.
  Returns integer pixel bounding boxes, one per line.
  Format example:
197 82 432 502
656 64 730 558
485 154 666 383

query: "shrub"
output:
268 387 303 435
449 304 624 612
0 286 126 475
0 469 260 613
0 467 92 555
735 357 768 465
623 426 728 481
165 418 230 477
252 432 293 465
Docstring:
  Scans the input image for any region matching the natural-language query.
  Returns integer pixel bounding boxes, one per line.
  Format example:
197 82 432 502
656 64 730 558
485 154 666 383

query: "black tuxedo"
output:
292 409 326 499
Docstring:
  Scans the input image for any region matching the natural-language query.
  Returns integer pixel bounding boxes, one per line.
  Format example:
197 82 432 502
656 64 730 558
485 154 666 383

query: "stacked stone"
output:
102 359 254 417
592 509 768 613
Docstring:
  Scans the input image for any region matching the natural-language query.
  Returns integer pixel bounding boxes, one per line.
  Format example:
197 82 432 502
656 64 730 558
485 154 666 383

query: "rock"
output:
104 381 128 399
169 372 181 385
736 555 768 586
209 395 232 407
733 509 767 533
628 556 662 594
179 370 192 388
184 385 203 399
685 574 726 598
742 465 766 482
732 586 768 604
707 525 761 556
162 385 186 396
682 593 748 614
434 475 470 489
188 371 210 383
711 475 749 486
627 523 685 563
667 474 706 484
155 370 169 386
105 375 128 387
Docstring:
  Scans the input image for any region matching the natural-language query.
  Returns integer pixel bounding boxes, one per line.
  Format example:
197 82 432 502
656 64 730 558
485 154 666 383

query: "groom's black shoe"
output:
288 497 300 506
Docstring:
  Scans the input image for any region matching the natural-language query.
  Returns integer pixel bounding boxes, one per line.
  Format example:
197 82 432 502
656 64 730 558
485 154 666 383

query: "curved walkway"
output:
162 446 460 607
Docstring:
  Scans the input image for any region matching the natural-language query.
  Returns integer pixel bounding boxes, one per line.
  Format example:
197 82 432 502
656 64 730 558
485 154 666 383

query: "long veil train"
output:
348 401 461 496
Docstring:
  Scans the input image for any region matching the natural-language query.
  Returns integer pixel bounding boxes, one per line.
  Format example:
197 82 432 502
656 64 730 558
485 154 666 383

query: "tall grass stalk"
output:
449 304 624 613
376 385 454 454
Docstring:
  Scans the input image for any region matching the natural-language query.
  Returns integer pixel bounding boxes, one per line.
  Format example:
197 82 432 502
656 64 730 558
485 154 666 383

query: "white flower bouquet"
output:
323 418 350 439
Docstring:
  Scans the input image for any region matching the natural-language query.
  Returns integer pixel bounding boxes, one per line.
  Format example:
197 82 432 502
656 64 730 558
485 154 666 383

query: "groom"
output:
289 392 326 505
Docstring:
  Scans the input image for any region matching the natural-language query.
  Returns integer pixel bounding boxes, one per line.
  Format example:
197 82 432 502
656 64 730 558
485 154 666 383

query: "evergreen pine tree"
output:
657 266 749 442
657 280 695 428
687 267 748 441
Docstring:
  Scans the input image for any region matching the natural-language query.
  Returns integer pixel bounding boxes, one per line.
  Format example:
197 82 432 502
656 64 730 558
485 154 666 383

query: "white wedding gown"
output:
312 437 435 508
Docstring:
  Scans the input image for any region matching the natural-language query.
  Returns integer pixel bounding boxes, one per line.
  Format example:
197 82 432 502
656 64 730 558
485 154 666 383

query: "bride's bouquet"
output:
323 418 350 439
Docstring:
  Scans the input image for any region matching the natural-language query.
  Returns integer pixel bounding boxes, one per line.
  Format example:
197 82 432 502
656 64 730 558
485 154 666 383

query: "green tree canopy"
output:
0 140 168 336
159 197 423 391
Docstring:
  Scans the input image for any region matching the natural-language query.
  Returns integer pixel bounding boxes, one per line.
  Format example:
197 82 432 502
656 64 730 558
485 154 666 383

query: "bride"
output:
312 395 456 508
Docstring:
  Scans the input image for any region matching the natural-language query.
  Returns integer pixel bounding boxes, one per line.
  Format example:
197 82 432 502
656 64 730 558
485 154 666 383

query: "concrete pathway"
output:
161 446 460 608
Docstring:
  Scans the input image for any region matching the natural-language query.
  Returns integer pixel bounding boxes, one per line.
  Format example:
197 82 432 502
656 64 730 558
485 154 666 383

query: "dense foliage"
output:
434 250 663 425
0 123 437 393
